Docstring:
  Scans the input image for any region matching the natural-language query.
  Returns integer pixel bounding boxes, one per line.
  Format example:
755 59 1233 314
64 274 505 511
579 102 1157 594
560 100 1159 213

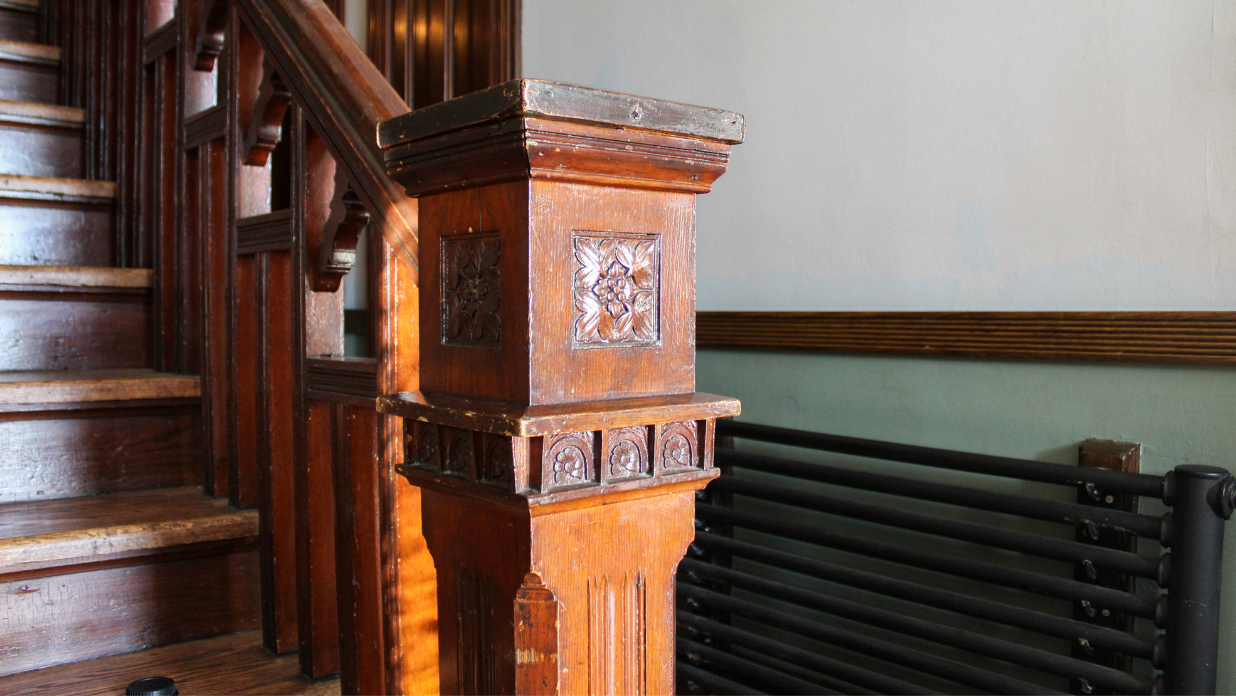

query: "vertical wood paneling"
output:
294 114 345 679
200 138 232 497
258 250 299 654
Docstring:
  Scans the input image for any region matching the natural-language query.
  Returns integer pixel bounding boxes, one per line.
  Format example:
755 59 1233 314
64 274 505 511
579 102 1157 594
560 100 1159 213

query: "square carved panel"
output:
442 232 501 347
572 232 660 348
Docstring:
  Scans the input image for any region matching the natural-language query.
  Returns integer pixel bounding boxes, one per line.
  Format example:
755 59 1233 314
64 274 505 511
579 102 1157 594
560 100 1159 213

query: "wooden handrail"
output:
233 0 418 272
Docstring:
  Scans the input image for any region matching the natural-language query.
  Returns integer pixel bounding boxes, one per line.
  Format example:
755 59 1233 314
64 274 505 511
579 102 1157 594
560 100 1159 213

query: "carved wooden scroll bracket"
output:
243 62 293 166
313 169 370 292
193 0 230 72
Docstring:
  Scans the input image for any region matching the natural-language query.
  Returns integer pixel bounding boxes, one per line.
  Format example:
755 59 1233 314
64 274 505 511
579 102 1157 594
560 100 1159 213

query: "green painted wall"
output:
698 349 1236 692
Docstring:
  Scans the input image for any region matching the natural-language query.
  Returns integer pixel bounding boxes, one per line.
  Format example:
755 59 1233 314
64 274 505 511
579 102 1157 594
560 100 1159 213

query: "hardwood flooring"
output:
0 630 340 695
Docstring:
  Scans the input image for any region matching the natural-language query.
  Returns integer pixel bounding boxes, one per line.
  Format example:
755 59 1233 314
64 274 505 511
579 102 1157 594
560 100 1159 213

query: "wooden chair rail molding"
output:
696 311 1236 365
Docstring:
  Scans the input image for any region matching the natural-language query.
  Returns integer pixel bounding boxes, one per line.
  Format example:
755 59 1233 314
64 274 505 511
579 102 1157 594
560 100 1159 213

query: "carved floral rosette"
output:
398 418 717 497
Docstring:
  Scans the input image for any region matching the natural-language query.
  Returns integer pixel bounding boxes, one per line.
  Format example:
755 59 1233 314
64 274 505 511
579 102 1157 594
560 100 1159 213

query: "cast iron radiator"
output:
676 420 1234 695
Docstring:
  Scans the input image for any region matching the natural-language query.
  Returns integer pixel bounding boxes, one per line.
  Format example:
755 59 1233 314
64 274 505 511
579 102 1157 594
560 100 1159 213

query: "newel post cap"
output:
377 79 745 196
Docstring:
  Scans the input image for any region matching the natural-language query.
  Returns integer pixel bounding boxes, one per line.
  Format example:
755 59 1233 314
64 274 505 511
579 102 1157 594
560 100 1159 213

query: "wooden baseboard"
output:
695 312 1236 365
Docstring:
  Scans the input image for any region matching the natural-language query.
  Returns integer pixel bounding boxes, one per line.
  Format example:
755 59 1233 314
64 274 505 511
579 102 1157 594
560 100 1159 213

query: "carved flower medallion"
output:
543 432 594 490
572 233 659 347
442 233 501 346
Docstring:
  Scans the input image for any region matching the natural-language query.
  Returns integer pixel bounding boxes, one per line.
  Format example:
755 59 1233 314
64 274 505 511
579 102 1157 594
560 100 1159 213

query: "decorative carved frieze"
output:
398 418 714 498
572 233 659 348
442 233 502 347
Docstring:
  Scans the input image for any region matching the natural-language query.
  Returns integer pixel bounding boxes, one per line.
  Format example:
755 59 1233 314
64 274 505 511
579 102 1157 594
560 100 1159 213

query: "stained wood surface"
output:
0 265 151 288
0 292 150 371
0 98 84 124
0 487 259 573
0 369 200 404
0 37 58 62
0 173 113 199
0 100 84 178
0 547 261 676
380 390 740 437
696 311 1236 365
0 406 201 503
0 2 38 43
0 41 56 102
0 629 340 696
378 79 745 148
0 198 114 266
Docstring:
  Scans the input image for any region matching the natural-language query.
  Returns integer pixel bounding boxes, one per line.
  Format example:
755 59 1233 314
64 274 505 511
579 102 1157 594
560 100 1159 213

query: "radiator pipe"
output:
1162 465 1232 695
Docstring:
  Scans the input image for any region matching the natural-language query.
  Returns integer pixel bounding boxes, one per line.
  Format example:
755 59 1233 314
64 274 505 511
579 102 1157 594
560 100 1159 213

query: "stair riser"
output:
0 60 56 103
0 199 113 265
0 292 149 370
0 7 37 43
0 123 83 178
0 545 261 676
0 407 201 503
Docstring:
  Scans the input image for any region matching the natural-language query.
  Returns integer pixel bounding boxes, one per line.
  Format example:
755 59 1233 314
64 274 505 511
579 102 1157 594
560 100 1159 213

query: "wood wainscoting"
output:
696 312 1236 365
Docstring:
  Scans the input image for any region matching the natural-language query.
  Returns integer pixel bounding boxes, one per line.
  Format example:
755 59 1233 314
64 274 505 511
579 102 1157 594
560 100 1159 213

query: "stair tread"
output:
0 487 258 572
0 368 200 404
0 173 116 199
0 38 57 64
0 264 152 288
0 98 85 126
0 630 338 696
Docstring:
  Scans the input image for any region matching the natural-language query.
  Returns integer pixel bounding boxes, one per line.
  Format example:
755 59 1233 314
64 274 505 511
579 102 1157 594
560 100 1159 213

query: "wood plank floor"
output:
0 630 340 695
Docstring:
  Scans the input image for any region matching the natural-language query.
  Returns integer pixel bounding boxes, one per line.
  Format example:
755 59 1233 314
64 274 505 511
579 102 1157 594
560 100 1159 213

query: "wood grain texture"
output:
0 197 114 265
0 290 150 371
0 265 151 288
0 110 83 177
0 369 200 404
0 39 57 102
0 629 339 696
0 487 258 573
0 406 201 503
380 391 739 438
0 546 261 676
695 311 1236 365
0 4 37 43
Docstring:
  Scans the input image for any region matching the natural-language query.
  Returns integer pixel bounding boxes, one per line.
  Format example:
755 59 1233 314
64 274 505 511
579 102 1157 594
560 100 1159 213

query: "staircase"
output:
0 0 263 681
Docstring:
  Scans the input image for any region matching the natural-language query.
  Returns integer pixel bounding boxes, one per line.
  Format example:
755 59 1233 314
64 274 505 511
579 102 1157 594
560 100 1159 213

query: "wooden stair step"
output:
0 173 116 201
0 175 117 265
0 487 258 575
0 370 202 504
0 39 57 103
0 268 154 372
0 38 57 65
0 489 262 676
0 101 86 178
0 99 85 127
0 630 339 696
0 369 199 405
0 2 39 44
0 264 152 289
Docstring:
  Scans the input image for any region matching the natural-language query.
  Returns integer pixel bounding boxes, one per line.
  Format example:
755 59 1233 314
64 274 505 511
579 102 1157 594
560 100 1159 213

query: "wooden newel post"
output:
376 80 744 695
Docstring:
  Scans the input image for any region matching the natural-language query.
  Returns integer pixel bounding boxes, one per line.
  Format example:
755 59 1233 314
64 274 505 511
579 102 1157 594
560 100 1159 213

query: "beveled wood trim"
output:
182 104 227 149
143 17 178 64
235 210 293 255
306 357 378 405
695 311 1236 365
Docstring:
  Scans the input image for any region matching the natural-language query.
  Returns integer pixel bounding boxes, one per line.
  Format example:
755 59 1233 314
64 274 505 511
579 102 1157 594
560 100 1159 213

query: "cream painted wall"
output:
522 0 1236 310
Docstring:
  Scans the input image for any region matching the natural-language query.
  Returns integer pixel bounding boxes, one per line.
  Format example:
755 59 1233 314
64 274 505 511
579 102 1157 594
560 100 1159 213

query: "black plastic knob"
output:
125 677 178 696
